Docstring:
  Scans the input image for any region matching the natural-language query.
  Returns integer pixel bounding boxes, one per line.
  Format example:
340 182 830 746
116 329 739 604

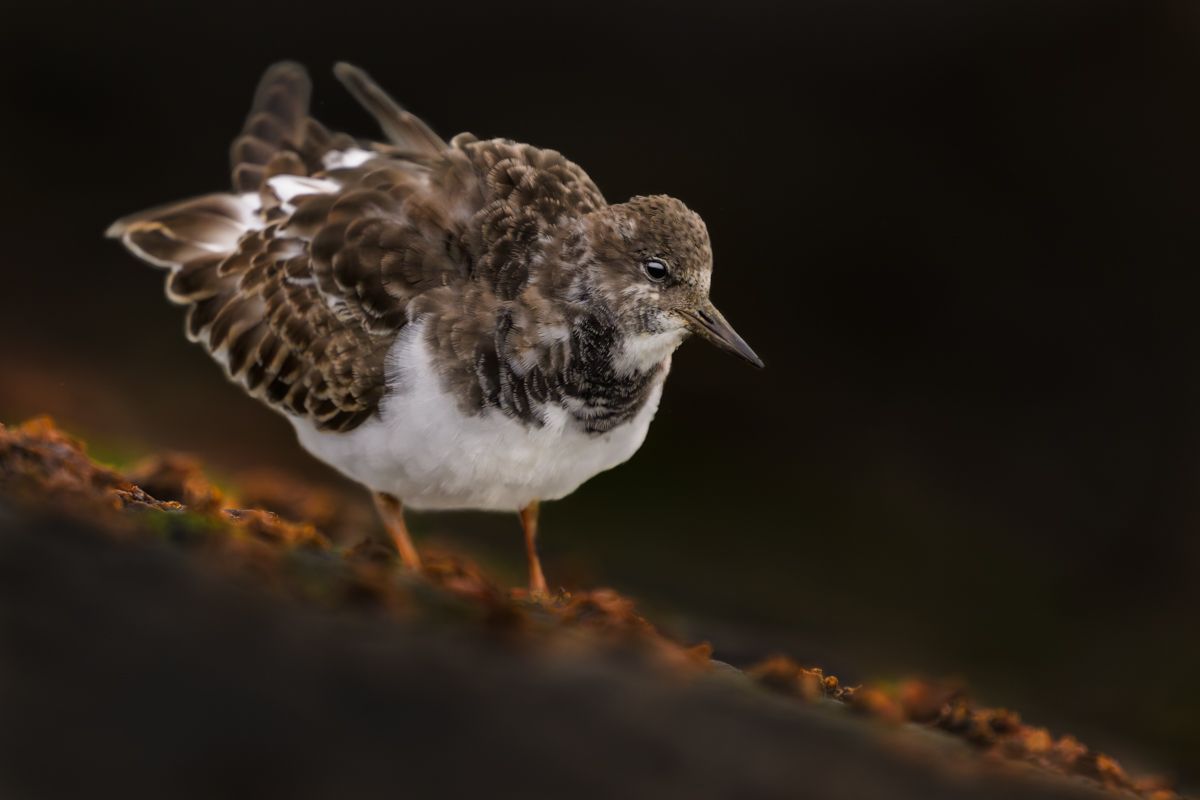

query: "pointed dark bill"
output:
679 300 764 368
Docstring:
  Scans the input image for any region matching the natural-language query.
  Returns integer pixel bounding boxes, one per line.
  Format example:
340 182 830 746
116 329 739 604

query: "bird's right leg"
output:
372 492 421 569
519 501 548 597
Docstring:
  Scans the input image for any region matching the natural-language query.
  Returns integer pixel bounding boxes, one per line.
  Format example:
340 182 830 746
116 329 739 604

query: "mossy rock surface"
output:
0 419 1183 800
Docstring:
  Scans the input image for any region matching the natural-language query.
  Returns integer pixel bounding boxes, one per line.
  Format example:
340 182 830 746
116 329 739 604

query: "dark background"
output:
2 0 1198 786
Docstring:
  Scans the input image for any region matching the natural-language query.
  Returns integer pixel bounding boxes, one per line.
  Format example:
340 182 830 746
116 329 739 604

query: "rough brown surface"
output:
0 418 1186 800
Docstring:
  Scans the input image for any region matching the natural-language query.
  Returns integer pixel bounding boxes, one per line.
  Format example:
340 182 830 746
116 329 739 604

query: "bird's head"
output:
569 194 763 375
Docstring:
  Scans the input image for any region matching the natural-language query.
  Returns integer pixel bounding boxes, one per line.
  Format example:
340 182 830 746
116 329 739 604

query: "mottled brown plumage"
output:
108 61 761 588
111 62 697 432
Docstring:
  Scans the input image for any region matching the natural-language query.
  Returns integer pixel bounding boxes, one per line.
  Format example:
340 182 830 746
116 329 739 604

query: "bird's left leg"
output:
519 501 548 597
372 492 422 570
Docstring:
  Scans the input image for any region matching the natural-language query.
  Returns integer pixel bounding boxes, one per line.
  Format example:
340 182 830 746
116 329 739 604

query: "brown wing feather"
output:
229 61 310 192
109 61 611 434
109 63 422 432
333 62 447 157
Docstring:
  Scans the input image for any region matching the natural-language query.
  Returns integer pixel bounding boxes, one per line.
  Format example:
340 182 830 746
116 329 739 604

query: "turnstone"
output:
107 62 762 593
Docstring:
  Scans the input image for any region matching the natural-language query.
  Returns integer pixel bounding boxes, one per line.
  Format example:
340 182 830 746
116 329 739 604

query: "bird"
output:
107 61 762 595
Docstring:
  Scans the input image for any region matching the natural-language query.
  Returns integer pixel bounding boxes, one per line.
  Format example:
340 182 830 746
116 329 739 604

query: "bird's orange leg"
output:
519 501 548 597
372 492 421 569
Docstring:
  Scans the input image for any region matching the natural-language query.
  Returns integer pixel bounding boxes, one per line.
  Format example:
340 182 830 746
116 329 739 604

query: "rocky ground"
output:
0 418 1186 800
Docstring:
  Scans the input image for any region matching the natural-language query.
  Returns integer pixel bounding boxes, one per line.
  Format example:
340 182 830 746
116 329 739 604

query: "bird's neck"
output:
610 328 686 376
554 260 682 377
560 311 670 434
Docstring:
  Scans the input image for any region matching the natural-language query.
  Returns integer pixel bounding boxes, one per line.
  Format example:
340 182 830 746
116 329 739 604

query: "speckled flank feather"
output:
108 62 724 440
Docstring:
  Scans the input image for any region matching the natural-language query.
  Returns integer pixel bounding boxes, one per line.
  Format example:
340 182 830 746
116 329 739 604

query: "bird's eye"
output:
642 258 669 282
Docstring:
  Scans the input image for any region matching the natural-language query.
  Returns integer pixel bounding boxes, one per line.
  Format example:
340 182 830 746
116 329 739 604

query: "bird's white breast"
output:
288 319 667 511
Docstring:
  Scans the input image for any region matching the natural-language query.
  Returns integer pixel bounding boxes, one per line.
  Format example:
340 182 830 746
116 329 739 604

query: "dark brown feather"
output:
229 61 311 191
332 62 446 156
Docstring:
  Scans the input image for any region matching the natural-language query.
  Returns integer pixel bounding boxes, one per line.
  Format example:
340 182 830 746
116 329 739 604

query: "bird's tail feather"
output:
333 61 447 156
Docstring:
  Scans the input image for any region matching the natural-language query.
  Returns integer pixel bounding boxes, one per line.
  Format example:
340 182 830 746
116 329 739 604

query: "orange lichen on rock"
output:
746 655 852 702
745 656 1183 799
0 416 171 516
0 417 1189 800
551 588 717 670
234 467 374 544
127 453 226 514
0 417 703 668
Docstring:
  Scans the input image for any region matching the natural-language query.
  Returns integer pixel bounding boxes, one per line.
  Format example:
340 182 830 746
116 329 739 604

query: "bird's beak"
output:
679 300 764 368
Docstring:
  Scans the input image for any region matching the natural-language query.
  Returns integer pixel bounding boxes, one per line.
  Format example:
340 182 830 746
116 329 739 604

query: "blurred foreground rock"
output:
0 419 1183 800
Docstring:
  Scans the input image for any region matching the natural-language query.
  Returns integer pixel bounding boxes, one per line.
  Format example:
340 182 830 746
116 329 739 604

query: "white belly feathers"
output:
289 319 666 511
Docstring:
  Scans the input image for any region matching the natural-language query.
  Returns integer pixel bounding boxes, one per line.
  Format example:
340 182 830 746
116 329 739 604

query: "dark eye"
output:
642 258 669 282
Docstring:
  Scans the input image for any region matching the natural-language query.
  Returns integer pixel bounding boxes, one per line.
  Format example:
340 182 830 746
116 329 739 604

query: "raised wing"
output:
107 62 463 431
109 61 610 433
